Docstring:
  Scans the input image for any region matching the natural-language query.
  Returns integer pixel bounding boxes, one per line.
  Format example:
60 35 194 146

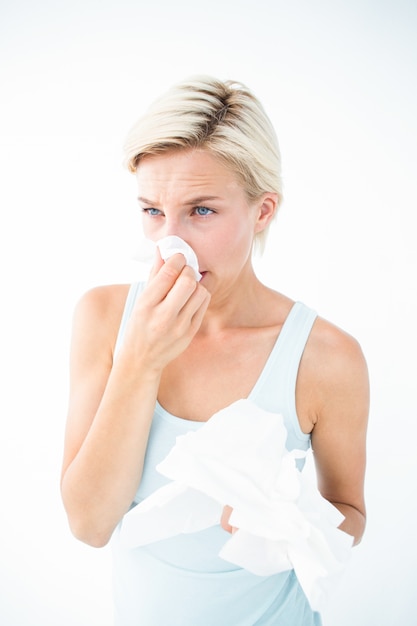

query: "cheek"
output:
227 218 257 251
141 217 159 240
205 229 253 267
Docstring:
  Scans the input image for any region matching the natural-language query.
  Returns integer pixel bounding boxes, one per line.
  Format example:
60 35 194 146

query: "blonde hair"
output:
124 76 283 252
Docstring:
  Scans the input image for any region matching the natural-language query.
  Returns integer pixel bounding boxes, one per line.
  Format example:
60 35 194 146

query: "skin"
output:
61 148 369 549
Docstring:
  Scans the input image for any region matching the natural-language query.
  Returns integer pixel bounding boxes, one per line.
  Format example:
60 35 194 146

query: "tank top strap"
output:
274 301 318 445
114 282 146 355
279 301 318 383
249 301 318 447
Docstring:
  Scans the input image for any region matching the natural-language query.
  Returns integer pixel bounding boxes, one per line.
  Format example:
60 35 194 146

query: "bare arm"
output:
61 254 210 547
309 320 370 545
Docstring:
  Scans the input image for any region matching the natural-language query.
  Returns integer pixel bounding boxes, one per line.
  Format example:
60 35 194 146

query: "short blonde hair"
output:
124 75 283 252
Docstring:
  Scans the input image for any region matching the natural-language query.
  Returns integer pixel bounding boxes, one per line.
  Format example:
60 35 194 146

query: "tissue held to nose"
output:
157 236 201 281
135 235 202 281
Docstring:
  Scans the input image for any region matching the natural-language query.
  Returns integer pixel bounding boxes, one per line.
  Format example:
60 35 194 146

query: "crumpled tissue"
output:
134 235 201 281
119 399 353 611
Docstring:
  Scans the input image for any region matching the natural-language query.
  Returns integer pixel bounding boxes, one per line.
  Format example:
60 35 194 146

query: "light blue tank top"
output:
112 282 321 626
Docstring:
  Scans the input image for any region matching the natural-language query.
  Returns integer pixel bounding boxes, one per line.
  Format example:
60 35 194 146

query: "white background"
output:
1 0 416 624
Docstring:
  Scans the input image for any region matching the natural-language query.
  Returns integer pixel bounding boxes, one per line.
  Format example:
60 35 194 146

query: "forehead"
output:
135 149 243 193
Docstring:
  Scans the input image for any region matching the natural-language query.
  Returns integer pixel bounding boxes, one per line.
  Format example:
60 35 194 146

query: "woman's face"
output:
136 149 273 299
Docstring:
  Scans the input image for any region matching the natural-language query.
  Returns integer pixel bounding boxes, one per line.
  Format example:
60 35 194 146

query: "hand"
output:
121 251 210 373
221 505 238 534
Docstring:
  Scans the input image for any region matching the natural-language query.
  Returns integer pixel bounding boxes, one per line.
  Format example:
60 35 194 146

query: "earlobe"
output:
255 193 278 233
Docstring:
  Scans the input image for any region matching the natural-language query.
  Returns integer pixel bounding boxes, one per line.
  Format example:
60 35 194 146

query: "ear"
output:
254 193 278 234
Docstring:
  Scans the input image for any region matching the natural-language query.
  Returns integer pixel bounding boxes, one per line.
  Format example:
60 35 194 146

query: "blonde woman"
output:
61 76 369 625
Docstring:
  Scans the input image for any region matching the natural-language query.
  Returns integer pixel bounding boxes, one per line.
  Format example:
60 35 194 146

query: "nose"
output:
159 214 186 241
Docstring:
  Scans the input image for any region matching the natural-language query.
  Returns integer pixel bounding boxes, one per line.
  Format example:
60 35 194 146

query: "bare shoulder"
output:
73 284 130 345
313 316 368 380
75 283 131 322
309 315 367 367
302 314 369 425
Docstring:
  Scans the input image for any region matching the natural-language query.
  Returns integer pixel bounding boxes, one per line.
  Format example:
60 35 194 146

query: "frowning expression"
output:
136 148 274 296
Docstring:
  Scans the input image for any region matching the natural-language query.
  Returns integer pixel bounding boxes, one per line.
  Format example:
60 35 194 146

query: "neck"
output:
199 269 268 334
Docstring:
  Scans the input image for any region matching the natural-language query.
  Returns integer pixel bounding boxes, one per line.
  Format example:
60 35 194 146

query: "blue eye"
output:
194 206 214 216
143 208 162 216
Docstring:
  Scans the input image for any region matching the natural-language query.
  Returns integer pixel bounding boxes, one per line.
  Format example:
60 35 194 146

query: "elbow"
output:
67 516 115 548
330 500 366 546
61 482 117 547
61 494 116 547
60 473 130 548
352 515 366 547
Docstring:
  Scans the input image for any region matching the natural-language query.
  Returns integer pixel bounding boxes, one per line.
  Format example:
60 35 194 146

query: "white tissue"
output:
119 399 353 612
134 236 201 281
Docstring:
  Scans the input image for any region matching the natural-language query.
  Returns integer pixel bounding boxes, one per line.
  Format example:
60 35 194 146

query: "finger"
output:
163 264 200 313
166 283 210 342
145 253 188 305
147 247 164 283
180 285 211 333
220 505 234 534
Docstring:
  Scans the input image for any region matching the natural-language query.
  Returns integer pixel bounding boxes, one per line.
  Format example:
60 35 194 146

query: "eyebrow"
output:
137 195 222 206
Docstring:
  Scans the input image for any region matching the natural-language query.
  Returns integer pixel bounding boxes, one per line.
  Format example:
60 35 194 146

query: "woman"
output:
61 76 369 625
